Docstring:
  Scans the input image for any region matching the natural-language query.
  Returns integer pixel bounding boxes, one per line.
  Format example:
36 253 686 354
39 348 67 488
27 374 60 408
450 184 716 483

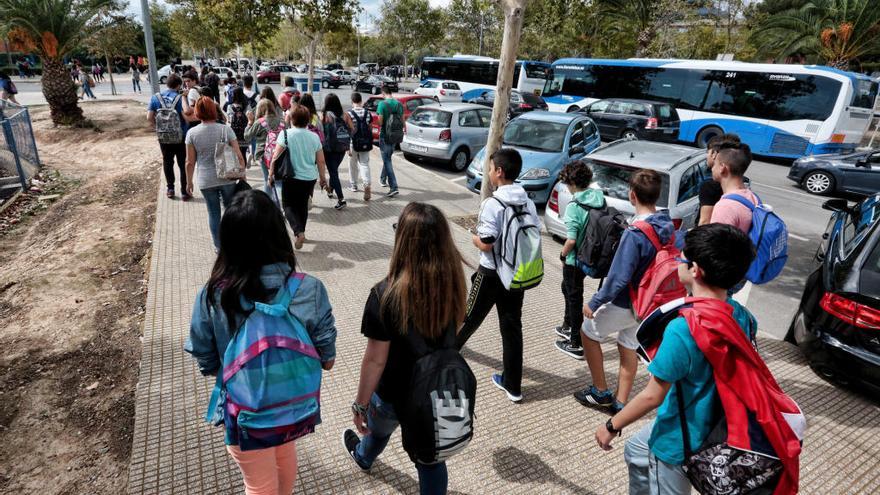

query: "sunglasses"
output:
675 256 693 267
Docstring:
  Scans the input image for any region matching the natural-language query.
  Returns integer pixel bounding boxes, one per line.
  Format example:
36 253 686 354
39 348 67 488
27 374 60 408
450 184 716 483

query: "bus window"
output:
524 63 549 79
772 76 841 121
645 69 688 105
703 71 775 119
852 79 878 109
678 70 712 110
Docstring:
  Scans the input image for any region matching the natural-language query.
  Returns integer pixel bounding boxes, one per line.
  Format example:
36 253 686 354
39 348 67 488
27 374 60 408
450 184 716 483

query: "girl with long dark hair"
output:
321 93 354 210
186 189 337 495
343 202 468 495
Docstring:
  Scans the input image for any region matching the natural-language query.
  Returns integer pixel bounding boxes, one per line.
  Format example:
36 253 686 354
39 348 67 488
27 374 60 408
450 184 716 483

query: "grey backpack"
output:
155 93 184 144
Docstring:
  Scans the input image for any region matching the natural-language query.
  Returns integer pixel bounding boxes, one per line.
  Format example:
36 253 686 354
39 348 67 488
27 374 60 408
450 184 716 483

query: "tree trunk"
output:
105 53 117 96
42 58 86 127
306 35 317 94
480 0 527 200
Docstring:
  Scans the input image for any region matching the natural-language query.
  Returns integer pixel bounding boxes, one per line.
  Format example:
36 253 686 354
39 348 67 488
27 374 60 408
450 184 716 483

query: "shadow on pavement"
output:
492 446 598 495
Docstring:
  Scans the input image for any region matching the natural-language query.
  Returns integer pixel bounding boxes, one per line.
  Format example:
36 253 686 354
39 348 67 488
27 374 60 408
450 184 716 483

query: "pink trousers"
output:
227 442 298 495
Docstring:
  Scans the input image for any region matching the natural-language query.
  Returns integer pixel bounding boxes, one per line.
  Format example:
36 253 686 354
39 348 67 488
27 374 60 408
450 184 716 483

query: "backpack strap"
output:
170 93 182 110
254 272 306 316
407 324 457 358
155 92 166 109
721 193 760 210
675 382 693 458
631 220 662 251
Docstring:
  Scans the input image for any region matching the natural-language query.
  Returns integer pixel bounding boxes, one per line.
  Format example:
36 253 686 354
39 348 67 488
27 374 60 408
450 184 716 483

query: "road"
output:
15 76 832 338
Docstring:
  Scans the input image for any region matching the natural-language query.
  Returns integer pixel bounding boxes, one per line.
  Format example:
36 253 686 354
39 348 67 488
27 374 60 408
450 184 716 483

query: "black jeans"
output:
456 267 525 395
159 142 187 192
561 264 586 347
325 150 345 200
281 178 316 235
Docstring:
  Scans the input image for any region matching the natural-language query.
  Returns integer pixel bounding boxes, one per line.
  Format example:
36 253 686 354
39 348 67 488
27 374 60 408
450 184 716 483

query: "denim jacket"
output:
184 262 337 376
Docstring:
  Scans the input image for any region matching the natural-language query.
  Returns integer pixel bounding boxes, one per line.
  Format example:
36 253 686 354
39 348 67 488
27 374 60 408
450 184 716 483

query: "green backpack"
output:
492 198 544 290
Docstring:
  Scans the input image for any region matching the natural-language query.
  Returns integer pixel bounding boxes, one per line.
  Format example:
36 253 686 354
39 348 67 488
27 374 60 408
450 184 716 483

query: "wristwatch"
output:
351 402 369 417
606 418 622 437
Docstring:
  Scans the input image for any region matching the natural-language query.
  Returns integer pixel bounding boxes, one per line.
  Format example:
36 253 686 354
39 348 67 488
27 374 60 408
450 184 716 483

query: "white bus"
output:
542 58 878 158
419 56 551 101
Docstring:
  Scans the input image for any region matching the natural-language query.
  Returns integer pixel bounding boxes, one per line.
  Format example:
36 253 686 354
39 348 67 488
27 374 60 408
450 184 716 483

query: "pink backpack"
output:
260 118 286 167
628 221 686 321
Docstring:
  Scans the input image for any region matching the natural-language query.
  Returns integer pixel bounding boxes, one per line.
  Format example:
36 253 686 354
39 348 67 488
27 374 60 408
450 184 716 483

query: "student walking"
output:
186 189 337 495
80 67 97 99
575 169 675 413
226 87 251 161
0 73 19 106
131 64 142 94
343 202 468 495
455 149 540 403
321 93 354 210
710 144 756 233
268 105 328 250
553 161 605 359
245 99 285 197
594 223 803 495
147 74 190 200
279 77 299 112
299 93 325 144
376 86 403 196
698 133 742 225
184 96 246 250
347 92 373 200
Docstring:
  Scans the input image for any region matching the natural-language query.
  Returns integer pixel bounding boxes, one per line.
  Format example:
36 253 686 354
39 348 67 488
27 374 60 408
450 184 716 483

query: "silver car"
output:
544 140 709 238
401 103 493 171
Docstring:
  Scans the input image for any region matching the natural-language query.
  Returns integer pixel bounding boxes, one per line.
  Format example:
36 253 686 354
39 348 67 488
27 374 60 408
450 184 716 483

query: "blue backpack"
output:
205 272 323 451
724 194 788 284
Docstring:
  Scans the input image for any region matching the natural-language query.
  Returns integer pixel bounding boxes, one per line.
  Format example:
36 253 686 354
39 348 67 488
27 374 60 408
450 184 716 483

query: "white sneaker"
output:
348 184 359 192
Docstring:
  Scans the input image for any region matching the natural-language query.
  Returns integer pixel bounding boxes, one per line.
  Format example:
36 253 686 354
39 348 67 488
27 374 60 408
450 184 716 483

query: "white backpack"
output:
155 93 184 144
491 198 544 291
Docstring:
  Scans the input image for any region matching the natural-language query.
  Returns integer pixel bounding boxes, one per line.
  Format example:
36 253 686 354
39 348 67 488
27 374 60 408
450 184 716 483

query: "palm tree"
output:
0 0 116 126
593 0 656 57
752 0 880 70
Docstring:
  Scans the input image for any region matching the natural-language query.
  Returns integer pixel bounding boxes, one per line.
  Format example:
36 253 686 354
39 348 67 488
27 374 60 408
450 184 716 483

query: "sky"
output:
127 0 452 32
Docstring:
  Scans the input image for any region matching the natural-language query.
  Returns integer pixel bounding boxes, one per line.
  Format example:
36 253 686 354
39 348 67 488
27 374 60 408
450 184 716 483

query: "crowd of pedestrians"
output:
141 64 806 494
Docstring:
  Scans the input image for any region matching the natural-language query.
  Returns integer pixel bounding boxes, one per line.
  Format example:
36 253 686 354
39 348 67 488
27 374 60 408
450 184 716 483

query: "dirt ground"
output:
0 100 160 494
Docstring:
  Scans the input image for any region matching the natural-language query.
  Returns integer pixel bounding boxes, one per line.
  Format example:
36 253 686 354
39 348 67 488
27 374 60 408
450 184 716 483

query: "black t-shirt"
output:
699 180 723 207
360 280 444 406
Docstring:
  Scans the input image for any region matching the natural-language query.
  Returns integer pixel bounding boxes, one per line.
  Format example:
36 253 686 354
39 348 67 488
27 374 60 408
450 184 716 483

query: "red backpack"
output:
628 221 686 321
260 118 286 167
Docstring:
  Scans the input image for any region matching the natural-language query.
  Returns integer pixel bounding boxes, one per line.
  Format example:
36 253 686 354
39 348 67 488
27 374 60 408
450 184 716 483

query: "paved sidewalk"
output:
129 150 880 494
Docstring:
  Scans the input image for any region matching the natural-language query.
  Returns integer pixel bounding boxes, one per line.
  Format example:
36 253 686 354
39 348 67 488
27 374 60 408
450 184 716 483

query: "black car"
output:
467 89 548 120
787 149 880 196
355 75 398 95
322 63 343 71
579 98 680 143
787 194 880 396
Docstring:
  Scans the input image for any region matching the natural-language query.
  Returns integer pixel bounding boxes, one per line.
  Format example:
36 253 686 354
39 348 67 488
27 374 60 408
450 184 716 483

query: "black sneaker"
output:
610 401 625 415
342 429 371 472
555 325 571 340
379 179 388 188
573 385 614 408
386 189 399 198
334 200 347 210
554 340 584 360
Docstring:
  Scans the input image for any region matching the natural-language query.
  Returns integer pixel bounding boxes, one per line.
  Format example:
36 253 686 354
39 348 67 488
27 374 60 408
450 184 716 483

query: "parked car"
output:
296 64 309 73
579 98 680 143
467 89 549 120
358 63 378 75
787 149 880 196
364 94 436 142
314 69 343 88
544 140 708 236
322 63 343 71
413 80 463 102
155 65 173 84
256 64 294 83
332 69 357 85
401 103 492 171
355 75 399 95
212 67 235 78
787 194 880 396
466 112 601 204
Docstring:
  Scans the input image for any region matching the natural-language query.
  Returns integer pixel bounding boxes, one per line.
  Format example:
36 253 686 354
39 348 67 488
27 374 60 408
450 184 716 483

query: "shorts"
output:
581 302 639 350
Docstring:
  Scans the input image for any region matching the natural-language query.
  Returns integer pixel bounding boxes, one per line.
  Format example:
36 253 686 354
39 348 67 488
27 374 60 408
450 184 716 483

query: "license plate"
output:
410 145 427 153
664 129 674 134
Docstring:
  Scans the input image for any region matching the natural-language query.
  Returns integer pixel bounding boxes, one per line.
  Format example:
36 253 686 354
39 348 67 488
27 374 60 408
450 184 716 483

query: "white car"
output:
414 80 463 102
155 65 173 84
332 69 357 84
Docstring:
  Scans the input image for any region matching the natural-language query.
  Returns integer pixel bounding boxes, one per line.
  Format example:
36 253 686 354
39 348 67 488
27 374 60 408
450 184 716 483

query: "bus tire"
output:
449 147 470 172
803 171 835 195
566 105 579 113
696 126 723 148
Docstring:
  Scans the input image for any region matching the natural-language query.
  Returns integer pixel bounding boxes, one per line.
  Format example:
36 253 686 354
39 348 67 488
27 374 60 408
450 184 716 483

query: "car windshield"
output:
410 108 452 128
503 119 568 152
588 160 670 207
842 195 880 253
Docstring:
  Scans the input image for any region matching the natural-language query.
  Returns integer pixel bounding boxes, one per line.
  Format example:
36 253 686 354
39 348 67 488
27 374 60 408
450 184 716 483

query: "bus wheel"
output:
566 106 579 113
696 126 723 148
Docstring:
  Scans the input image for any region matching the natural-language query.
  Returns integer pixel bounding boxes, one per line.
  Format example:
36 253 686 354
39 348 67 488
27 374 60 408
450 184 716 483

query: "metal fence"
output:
0 101 40 195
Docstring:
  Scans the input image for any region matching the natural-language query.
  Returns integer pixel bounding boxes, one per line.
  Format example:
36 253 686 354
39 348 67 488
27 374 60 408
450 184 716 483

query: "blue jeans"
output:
258 161 282 203
624 422 691 495
355 393 448 495
82 82 95 98
201 183 236 249
132 79 141 92
379 137 398 191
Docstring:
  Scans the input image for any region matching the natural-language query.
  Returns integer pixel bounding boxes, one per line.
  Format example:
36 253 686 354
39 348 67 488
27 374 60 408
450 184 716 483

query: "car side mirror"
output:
822 198 849 212
569 146 585 156
856 158 871 168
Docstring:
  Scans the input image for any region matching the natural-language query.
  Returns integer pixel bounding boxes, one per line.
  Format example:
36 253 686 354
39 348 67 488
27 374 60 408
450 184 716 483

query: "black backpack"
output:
383 101 404 145
400 326 476 464
229 104 248 141
575 201 627 278
348 108 373 152
323 112 351 153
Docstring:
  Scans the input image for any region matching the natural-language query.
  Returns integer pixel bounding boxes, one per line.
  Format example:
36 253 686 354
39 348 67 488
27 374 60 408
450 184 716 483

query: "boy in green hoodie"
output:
555 160 605 360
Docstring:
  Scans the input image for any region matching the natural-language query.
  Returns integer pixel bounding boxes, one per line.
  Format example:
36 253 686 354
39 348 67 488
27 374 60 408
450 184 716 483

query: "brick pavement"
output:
129 150 880 494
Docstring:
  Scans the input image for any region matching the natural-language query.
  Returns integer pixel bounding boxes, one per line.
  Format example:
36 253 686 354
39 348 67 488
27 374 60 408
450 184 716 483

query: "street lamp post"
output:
139 0 160 94
479 11 485 57
356 19 360 68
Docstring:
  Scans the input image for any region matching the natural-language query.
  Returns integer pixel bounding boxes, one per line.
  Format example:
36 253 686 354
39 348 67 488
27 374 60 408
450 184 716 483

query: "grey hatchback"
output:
787 149 880 196
401 103 493 171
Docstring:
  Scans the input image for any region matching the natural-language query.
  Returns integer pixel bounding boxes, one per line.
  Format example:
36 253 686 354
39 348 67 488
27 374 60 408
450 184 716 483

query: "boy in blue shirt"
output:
593 223 757 494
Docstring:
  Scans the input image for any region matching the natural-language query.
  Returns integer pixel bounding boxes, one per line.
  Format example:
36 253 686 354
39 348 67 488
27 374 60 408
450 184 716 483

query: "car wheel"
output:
159 76 167 84
696 126 723 148
403 152 419 162
803 171 835 195
322 80 329 89
622 129 637 140
566 106 579 113
449 147 470 172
